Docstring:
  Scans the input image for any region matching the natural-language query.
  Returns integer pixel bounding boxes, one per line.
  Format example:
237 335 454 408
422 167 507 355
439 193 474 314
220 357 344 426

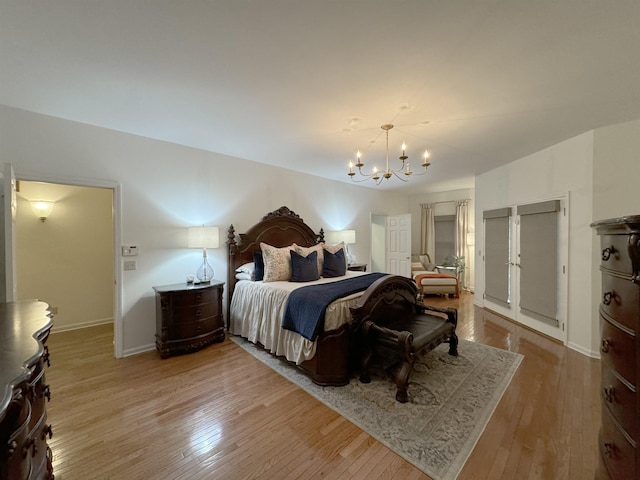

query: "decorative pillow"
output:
290 250 320 282
253 251 264 281
235 272 252 281
419 254 436 271
323 247 346 277
324 242 347 269
260 242 293 282
293 243 323 277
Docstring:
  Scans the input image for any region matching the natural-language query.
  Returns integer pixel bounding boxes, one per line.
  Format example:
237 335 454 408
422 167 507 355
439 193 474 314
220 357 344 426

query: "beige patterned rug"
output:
231 337 522 480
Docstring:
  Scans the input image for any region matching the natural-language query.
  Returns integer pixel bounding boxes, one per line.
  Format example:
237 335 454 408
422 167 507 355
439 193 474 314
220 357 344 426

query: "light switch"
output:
124 260 136 271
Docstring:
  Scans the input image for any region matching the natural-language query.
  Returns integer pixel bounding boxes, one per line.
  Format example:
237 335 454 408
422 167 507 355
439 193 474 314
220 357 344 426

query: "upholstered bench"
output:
350 275 458 403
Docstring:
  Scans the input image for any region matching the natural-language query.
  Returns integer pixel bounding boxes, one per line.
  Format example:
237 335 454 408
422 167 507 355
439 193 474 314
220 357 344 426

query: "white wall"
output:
475 132 595 355
0 105 409 356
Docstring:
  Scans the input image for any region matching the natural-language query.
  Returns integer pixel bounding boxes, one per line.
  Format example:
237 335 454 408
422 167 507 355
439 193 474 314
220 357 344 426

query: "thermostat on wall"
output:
122 245 138 256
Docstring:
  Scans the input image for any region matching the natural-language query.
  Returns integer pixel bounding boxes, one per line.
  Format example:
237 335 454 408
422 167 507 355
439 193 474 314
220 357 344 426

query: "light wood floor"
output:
45 293 604 479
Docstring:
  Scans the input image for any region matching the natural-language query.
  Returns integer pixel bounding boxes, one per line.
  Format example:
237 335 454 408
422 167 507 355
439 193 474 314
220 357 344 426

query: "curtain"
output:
456 200 469 289
420 203 435 261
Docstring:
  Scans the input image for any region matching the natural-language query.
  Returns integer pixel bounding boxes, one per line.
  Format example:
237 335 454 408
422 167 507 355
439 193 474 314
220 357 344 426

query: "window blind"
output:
483 208 511 305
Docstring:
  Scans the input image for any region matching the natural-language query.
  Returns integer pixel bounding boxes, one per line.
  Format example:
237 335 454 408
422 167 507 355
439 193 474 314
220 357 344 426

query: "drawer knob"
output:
601 246 615 261
601 339 610 353
603 386 614 403
195 310 202 317
602 291 613 306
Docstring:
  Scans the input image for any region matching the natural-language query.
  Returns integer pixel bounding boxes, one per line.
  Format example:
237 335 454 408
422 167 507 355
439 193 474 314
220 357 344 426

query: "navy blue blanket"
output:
282 273 387 340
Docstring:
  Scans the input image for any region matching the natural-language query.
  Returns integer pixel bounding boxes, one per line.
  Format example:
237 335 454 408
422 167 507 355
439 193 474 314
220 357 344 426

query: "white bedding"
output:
229 271 367 365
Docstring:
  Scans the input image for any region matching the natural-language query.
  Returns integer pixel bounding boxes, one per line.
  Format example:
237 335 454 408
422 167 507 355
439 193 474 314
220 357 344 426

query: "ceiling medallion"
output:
348 124 430 185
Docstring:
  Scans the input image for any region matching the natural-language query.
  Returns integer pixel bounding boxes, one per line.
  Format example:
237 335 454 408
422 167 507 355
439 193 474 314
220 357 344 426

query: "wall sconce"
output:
326 229 356 264
187 226 219 284
30 200 55 222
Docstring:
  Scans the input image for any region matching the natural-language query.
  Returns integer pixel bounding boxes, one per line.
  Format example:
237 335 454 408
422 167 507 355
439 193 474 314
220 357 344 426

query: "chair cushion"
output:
387 314 454 350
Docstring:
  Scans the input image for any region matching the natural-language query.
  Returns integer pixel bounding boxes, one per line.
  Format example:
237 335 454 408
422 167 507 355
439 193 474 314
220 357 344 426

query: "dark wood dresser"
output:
591 215 640 480
153 281 225 358
0 301 54 480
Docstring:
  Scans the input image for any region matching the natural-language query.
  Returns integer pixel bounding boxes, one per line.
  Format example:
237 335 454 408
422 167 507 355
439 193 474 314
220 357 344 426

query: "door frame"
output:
17 173 123 357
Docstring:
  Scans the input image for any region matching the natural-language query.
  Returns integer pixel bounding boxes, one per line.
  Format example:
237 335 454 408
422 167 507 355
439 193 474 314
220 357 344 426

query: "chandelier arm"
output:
390 170 410 182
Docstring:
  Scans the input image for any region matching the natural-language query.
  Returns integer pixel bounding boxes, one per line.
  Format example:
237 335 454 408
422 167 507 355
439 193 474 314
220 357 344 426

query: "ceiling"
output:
2 1 639 193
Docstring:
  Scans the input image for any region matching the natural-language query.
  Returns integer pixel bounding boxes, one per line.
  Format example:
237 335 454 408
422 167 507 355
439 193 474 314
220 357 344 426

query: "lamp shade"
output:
30 200 55 221
326 229 356 245
187 226 219 249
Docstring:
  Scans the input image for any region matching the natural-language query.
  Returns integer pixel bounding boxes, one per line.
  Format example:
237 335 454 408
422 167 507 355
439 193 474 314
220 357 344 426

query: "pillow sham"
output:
293 243 323 277
260 242 293 282
290 250 320 282
324 241 347 269
253 251 264 281
323 247 346 277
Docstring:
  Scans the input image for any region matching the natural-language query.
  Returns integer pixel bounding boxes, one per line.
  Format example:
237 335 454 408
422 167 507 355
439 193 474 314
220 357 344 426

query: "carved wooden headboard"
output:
226 206 324 318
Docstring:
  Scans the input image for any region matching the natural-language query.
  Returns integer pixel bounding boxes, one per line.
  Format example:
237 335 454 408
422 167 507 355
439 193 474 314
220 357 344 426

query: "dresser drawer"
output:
600 316 636 388
601 273 640 332
600 406 637 480
599 234 634 275
160 301 220 326
601 365 637 441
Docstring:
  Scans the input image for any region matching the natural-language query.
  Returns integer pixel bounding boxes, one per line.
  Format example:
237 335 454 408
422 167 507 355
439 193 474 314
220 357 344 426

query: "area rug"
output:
231 337 522 480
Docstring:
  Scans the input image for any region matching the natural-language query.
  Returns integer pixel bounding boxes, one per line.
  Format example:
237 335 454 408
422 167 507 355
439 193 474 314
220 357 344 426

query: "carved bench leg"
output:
448 331 459 356
392 360 413 403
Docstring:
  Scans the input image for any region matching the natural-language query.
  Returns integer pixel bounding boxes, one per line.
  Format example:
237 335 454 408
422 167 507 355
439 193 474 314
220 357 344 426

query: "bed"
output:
227 206 378 386
411 254 459 298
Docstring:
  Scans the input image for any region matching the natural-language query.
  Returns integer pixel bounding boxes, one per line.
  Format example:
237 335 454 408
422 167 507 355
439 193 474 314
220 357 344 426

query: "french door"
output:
483 195 568 342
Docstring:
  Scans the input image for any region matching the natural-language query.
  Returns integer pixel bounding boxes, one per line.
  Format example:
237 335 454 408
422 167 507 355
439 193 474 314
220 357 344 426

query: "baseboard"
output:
51 317 113 333
567 341 600 359
123 344 156 357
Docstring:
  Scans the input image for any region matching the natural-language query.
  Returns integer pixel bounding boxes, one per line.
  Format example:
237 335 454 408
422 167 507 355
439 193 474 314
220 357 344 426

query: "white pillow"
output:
260 242 294 282
235 272 252 281
293 243 324 277
235 262 255 280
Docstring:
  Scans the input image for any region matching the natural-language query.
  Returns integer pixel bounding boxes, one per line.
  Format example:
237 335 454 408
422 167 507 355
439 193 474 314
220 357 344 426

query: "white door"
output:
0 163 17 302
386 214 411 277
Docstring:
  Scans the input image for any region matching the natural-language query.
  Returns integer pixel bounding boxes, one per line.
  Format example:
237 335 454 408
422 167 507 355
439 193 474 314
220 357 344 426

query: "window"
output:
434 215 455 265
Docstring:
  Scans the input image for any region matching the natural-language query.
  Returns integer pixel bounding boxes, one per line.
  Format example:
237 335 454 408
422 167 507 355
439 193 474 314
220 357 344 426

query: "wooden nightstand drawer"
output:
159 287 218 309
160 301 220 326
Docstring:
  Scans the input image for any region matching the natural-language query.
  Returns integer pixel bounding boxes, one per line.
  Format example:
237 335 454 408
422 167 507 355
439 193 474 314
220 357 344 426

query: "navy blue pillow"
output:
253 251 265 281
323 248 346 277
290 250 320 282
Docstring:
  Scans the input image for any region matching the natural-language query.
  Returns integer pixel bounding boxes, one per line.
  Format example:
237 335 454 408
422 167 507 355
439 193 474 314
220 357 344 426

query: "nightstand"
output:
348 263 367 272
153 280 225 358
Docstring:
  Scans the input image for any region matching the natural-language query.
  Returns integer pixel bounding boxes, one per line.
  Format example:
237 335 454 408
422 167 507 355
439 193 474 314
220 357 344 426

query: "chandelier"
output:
348 124 430 184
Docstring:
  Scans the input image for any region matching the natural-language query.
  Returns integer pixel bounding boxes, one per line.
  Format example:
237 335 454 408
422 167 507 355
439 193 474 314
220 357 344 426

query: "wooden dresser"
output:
591 215 640 480
0 301 54 480
153 281 225 358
